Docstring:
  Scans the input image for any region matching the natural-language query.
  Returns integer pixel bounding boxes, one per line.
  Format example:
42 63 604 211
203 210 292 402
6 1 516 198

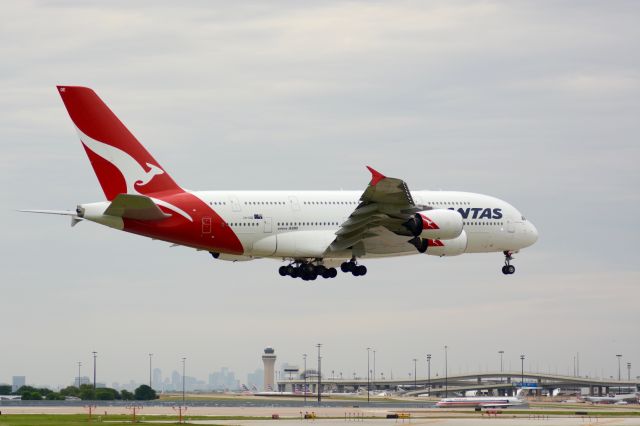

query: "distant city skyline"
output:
1 352 637 391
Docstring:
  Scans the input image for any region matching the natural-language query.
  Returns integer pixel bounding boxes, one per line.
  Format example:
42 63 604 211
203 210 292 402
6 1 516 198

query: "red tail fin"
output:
57 86 181 200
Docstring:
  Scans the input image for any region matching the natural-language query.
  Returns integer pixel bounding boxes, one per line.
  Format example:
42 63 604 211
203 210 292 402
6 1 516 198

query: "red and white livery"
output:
22 86 538 280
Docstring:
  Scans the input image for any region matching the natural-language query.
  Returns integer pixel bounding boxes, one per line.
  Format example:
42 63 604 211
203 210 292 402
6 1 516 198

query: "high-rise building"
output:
152 368 162 389
262 348 276 391
247 368 264 390
74 376 90 387
12 376 25 392
171 370 181 391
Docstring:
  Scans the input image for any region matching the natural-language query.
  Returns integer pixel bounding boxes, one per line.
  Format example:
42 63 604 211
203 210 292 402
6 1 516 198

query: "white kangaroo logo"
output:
77 128 193 221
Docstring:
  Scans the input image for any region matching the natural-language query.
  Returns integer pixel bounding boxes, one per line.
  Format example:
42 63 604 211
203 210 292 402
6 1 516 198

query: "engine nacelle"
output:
425 230 468 257
405 209 463 240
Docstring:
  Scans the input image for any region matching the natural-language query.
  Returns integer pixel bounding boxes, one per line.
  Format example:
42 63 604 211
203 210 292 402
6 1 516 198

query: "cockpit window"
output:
521 216 526 221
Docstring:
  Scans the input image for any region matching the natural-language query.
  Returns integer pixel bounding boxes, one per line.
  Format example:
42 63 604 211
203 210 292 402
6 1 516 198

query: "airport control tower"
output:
262 347 276 391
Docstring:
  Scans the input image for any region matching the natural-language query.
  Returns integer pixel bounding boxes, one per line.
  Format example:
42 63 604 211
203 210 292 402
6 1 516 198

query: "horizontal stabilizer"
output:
104 193 171 221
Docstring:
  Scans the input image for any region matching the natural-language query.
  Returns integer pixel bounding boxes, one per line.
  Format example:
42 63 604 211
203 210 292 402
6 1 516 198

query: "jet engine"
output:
404 209 463 240
425 230 468 257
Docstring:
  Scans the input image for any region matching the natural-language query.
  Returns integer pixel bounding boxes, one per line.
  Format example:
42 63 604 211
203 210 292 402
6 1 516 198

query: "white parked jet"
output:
23 86 538 280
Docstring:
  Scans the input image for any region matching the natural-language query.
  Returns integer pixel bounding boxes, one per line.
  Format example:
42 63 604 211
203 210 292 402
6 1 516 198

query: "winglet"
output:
366 166 386 186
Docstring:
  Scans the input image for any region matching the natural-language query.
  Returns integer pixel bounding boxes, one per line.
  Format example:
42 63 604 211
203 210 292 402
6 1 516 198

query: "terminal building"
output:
278 371 640 397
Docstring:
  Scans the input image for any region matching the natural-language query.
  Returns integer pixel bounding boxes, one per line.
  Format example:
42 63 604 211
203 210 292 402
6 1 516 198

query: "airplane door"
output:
288 195 300 211
202 217 212 234
264 217 273 233
228 195 241 212
506 219 515 233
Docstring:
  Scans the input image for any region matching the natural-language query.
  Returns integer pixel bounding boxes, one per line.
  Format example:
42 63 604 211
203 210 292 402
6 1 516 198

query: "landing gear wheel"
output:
290 266 300 278
340 262 353 273
351 265 366 277
502 251 515 275
279 266 288 276
301 264 317 281
328 267 337 278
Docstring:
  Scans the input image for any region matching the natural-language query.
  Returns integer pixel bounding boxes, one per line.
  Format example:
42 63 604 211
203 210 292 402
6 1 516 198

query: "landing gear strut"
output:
502 251 515 275
340 259 367 277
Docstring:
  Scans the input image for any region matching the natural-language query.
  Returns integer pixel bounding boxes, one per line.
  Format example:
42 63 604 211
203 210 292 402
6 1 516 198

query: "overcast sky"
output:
1 1 639 389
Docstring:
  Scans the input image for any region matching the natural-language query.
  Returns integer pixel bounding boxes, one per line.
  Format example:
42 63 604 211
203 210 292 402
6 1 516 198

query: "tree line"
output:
0 384 157 401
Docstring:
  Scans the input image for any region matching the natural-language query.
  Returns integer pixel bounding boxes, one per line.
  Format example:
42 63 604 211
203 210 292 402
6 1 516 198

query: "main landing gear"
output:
340 259 367 277
279 262 338 281
502 251 515 275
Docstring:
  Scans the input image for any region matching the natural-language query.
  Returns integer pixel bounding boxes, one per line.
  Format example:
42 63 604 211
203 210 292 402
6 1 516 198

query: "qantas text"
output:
447 207 503 220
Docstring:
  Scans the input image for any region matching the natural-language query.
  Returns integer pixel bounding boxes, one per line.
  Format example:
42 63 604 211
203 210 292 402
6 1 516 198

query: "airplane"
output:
436 395 526 408
21 86 538 280
580 393 639 404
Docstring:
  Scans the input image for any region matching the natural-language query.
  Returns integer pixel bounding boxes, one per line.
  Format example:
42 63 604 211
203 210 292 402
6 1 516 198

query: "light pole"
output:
181 357 186 405
616 354 622 393
77 361 82 388
367 348 370 403
373 350 376 394
412 358 417 392
149 353 153 388
444 346 448 398
303 354 307 404
498 350 504 387
92 351 97 392
316 344 322 403
426 354 431 394
616 354 622 380
520 355 525 389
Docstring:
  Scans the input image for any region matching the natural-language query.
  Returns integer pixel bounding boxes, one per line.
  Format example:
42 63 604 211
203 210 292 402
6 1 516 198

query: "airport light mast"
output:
181 357 186 405
426 354 431 394
616 354 622 380
373 349 376 393
520 355 525 389
498 350 504 386
92 351 97 392
149 353 153 388
366 347 370 403
616 354 622 393
412 358 417 392
77 361 82 389
316 344 322 403
444 345 448 398
303 353 307 404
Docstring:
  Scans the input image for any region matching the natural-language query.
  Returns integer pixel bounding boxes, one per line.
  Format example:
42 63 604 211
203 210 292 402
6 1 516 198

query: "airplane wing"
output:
104 193 171 221
329 166 429 254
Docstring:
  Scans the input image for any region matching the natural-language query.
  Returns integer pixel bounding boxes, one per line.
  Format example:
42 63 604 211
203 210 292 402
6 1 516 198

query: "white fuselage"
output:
187 189 538 261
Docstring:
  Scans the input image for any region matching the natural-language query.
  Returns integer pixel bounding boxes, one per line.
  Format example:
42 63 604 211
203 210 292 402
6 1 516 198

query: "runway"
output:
1 404 640 426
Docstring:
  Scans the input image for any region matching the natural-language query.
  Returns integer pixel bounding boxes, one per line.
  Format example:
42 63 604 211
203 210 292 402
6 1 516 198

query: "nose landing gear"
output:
502 251 515 275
